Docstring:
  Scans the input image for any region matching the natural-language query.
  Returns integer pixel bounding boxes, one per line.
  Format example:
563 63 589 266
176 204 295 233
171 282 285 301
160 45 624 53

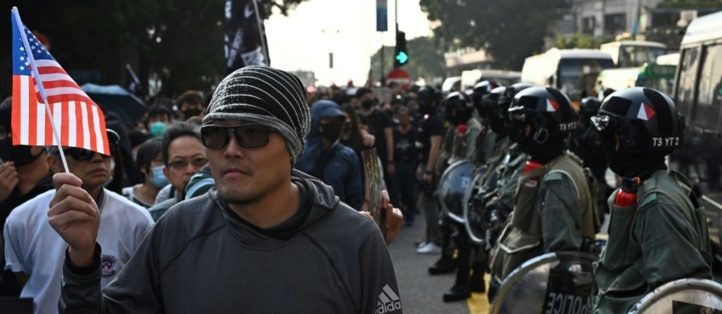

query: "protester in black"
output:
393 106 418 226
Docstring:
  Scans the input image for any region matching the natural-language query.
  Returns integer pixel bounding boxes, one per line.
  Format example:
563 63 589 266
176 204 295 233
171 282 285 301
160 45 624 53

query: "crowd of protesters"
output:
0 64 716 313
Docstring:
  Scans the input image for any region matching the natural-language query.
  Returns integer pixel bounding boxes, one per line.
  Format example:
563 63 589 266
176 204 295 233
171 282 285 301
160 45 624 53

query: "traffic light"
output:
394 31 408 68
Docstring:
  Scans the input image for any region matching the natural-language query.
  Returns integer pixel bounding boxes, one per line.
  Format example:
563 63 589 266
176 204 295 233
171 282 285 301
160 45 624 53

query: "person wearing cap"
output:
295 100 363 211
3 129 153 314
0 96 54 296
49 66 403 313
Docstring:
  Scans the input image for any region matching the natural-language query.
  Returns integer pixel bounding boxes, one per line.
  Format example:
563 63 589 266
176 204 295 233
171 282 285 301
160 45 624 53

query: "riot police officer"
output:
572 97 613 225
437 91 482 302
475 83 535 225
445 91 480 164
488 87 599 299
590 87 712 313
469 81 499 167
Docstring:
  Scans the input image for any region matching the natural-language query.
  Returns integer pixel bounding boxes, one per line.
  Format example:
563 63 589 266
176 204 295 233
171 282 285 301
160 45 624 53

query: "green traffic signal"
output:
395 51 408 65
394 31 408 68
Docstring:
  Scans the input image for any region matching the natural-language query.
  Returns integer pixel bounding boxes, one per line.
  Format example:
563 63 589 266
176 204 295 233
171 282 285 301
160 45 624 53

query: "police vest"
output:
449 117 481 164
490 152 598 281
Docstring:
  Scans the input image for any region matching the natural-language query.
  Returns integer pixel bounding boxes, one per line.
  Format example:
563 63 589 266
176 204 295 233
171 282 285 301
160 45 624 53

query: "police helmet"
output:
592 87 684 154
442 91 473 125
579 97 602 123
508 87 577 141
500 83 534 106
417 85 440 105
472 81 499 111
482 86 506 109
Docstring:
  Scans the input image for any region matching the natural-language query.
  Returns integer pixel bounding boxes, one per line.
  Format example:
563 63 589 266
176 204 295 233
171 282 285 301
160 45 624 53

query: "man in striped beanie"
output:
48 65 405 313
202 65 310 165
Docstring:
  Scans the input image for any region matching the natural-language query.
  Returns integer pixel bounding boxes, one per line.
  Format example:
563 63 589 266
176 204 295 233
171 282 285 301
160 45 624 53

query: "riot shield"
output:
437 159 473 224
463 165 490 246
629 278 722 314
490 251 598 314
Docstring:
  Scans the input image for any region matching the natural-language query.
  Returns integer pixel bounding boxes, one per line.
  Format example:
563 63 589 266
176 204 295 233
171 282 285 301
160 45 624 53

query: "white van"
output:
521 48 614 106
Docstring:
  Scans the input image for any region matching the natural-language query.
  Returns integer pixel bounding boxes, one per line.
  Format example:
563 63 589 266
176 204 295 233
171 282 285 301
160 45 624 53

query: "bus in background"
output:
656 52 680 66
596 62 676 98
599 40 668 68
673 10 722 135
671 9 722 264
460 69 521 89
521 48 614 107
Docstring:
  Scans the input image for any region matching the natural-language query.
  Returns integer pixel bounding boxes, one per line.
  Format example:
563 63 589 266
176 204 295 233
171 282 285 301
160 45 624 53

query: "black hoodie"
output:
59 170 401 314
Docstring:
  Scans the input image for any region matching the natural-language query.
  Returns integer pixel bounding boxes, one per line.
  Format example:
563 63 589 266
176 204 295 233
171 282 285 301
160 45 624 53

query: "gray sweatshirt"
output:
59 170 402 314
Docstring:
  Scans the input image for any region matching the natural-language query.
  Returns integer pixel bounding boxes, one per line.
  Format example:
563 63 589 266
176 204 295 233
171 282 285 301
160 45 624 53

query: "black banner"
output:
224 0 269 75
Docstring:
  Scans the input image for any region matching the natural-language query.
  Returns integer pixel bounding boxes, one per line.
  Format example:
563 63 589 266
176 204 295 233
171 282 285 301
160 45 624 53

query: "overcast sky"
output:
264 0 432 87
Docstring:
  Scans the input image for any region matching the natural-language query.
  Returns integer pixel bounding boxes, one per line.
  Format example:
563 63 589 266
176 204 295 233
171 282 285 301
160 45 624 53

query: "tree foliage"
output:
369 36 446 84
0 0 308 99
419 0 568 70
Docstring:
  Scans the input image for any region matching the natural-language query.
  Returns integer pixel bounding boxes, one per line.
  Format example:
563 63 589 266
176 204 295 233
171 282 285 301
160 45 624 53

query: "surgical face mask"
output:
0 138 43 167
149 122 168 137
149 165 169 188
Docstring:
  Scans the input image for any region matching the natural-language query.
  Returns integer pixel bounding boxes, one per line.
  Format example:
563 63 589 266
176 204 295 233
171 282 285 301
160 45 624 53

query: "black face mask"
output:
452 109 471 126
489 114 506 135
418 102 432 115
183 108 202 118
361 100 375 110
319 120 345 143
514 125 562 164
0 138 44 167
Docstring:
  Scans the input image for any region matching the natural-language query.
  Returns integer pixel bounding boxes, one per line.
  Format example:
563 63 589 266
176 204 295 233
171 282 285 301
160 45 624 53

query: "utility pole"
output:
635 0 643 40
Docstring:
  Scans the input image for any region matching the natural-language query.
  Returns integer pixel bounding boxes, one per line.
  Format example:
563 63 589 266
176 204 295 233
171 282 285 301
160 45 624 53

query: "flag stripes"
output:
11 10 108 155
12 75 107 152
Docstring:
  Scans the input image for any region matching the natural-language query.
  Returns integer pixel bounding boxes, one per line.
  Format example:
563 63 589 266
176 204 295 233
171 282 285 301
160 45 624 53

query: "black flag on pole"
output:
224 0 270 75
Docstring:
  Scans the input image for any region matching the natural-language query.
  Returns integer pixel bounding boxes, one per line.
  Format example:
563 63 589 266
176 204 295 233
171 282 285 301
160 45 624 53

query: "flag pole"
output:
251 0 269 64
11 7 69 172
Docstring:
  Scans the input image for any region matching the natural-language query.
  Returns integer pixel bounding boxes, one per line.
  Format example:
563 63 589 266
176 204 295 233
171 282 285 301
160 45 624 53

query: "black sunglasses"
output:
61 144 115 161
201 124 276 149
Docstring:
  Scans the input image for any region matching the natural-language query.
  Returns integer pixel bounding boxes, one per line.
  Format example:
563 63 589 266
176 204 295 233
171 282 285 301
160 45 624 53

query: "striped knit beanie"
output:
203 66 310 164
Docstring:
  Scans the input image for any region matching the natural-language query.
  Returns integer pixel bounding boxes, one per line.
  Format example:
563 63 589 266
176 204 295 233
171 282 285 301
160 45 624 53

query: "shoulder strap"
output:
545 153 601 235
582 167 602 234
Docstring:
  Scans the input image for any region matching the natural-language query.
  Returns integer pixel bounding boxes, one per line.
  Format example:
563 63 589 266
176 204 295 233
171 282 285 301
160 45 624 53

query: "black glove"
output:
486 201 511 230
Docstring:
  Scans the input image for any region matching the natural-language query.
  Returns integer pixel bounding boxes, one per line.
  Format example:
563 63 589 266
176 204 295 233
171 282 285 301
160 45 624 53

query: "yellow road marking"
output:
467 274 490 313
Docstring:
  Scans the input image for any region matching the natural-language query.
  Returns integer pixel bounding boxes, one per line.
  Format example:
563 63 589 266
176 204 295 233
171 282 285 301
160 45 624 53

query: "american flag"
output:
11 11 109 155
